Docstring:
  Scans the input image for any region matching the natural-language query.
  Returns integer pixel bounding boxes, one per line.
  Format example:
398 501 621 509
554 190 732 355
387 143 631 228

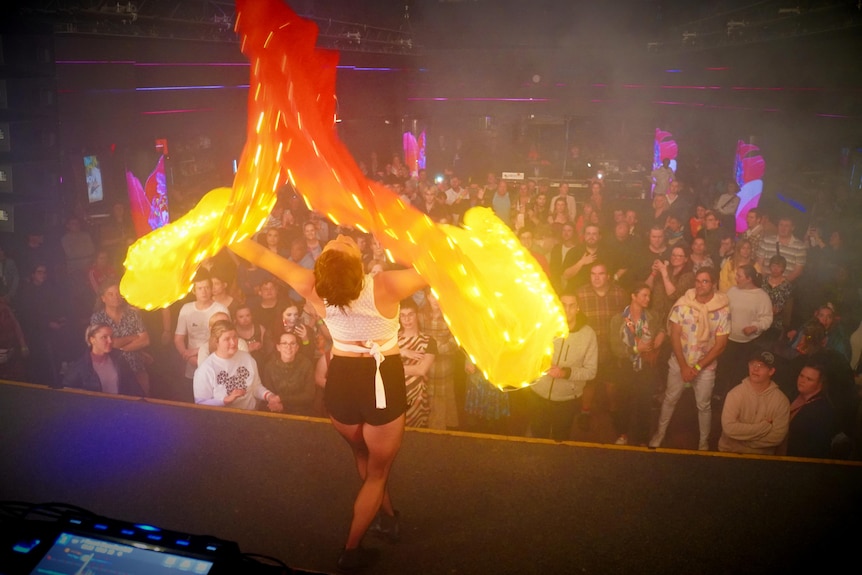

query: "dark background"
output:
0 0 860 231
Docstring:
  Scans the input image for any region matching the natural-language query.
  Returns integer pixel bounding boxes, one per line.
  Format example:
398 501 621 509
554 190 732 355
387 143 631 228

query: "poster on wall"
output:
734 140 765 233
651 129 678 197
84 155 104 204
126 151 170 238
403 130 426 177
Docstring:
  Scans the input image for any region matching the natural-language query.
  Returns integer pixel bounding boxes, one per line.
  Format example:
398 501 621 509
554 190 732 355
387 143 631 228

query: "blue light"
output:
176 540 190 546
136 85 227 91
12 539 40 554
776 193 807 213
135 524 161 532
94 524 108 531
336 65 401 72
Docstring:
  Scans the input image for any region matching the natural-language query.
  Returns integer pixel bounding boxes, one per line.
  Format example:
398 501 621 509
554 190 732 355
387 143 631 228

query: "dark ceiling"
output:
3 1 861 119
4 0 861 57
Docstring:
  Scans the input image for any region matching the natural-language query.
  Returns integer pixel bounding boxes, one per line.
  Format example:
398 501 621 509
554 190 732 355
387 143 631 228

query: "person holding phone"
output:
279 300 314 362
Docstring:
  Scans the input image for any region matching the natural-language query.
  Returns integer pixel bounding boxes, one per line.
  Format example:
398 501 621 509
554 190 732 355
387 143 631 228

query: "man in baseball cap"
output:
717 349 790 455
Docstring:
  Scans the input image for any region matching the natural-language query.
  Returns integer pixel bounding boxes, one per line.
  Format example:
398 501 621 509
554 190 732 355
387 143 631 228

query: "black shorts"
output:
324 355 407 426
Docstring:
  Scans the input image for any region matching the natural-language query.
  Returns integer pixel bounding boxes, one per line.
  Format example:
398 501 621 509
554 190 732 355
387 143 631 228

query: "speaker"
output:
0 201 13 233
0 164 11 193
0 120 57 156
0 160 58 197
0 121 9 153
0 32 60 227
0 77 56 112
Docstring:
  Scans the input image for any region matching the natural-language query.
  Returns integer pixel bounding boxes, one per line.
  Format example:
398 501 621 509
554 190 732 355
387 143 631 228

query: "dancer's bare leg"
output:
331 415 404 548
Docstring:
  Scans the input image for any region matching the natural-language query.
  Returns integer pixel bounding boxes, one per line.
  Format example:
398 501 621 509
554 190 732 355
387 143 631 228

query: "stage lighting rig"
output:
213 14 233 31
109 1 138 23
726 20 746 36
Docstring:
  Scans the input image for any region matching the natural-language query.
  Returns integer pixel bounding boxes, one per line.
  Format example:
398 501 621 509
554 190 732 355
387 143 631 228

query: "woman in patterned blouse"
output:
398 298 436 427
762 254 794 342
90 280 151 396
419 288 459 430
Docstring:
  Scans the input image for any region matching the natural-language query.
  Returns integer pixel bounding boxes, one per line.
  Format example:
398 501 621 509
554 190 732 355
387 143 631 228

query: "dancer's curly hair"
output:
314 249 364 311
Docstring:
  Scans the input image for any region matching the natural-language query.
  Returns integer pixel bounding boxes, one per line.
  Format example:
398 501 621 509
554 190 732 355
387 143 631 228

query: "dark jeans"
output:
616 360 659 445
529 393 580 441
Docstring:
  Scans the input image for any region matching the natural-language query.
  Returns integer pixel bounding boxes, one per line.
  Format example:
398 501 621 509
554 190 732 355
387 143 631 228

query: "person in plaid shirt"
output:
574 262 627 432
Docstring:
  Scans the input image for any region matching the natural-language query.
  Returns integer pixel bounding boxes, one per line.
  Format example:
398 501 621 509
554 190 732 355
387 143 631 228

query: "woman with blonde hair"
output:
651 194 671 229
63 323 142 396
196 311 249 367
193 319 281 412
90 281 151 395
719 237 760 292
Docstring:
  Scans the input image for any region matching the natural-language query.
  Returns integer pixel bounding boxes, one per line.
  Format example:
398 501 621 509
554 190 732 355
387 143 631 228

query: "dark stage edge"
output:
1 381 860 575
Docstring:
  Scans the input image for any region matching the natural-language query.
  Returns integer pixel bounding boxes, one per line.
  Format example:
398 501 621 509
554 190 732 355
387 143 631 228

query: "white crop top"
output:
323 275 400 343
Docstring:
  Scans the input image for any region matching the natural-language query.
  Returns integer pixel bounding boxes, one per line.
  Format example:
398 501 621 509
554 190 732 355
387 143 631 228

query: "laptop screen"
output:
29 532 213 574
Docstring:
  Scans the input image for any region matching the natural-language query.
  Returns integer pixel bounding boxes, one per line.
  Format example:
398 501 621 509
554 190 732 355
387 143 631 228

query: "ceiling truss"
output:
11 1 417 55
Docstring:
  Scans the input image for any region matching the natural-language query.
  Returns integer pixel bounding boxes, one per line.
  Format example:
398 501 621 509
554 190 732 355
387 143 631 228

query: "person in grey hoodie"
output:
529 292 598 441
718 349 790 455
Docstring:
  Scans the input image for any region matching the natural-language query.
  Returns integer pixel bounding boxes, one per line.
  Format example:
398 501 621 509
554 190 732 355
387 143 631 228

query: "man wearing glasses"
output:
650 267 730 450
263 331 315 415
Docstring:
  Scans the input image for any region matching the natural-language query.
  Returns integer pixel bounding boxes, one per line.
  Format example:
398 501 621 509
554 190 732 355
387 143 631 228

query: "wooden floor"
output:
1 381 860 575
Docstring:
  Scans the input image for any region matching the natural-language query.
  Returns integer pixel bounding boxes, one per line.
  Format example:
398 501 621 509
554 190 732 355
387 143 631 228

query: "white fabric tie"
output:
332 335 398 409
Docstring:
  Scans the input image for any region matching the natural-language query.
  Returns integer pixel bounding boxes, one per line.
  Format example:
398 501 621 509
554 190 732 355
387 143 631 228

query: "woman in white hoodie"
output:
717 264 774 400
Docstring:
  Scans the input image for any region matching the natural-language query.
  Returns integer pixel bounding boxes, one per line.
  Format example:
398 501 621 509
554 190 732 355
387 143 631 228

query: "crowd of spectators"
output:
1 154 860 460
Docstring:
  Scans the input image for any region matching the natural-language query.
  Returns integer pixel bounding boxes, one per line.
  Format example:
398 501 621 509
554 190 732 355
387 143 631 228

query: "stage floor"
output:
1 381 860 574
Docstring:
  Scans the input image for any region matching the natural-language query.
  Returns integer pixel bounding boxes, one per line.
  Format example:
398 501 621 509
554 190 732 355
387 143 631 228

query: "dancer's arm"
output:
231 239 316 300
374 268 427 313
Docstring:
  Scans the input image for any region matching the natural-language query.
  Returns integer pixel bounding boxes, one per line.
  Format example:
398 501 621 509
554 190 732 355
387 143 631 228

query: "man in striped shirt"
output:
756 216 807 283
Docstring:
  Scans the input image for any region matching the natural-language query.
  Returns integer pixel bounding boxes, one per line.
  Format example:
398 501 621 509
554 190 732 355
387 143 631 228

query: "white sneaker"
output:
698 441 710 451
648 434 662 448
614 435 628 445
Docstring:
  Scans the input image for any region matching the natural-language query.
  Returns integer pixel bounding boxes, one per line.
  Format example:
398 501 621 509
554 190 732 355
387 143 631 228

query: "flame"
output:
120 0 566 389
